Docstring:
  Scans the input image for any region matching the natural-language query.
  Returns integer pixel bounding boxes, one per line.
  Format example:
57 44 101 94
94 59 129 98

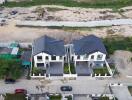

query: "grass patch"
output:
46 7 67 12
93 67 110 76
1 0 132 8
70 63 76 74
64 63 70 74
32 67 45 76
5 94 26 100
128 86 132 96
65 95 72 100
49 94 62 100
103 36 132 54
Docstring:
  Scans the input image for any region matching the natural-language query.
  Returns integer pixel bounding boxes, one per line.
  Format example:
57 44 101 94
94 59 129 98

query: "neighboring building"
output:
21 50 31 68
0 47 19 59
32 35 65 76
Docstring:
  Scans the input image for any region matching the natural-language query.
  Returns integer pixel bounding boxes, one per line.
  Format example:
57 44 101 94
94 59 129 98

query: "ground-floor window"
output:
37 63 44 67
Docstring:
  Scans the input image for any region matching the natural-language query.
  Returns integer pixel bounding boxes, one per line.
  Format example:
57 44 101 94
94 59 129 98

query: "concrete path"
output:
16 19 132 28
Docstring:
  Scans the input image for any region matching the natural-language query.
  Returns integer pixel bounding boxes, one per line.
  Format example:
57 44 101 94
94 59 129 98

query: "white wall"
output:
0 0 5 4
73 51 106 62
34 52 65 67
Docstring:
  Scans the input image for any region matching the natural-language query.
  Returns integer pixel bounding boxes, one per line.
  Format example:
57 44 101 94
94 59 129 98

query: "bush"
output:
103 37 132 54
70 63 76 74
64 63 70 74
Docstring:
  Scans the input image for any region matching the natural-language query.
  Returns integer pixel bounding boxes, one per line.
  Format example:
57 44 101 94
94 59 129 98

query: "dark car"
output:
60 86 72 91
15 89 27 94
4 78 15 84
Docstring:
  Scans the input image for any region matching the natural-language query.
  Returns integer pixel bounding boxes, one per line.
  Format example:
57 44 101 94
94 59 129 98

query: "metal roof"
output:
0 47 12 54
33 35 65 56
73 35 107 55
11 47 19 55
21 51 31 62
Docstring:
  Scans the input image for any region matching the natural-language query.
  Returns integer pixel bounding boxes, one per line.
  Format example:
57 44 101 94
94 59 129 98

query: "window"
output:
91 55 94 59
77 55 80 59
45 56 49 60
97 55 103 60
52 56 56 60
37 56 42 61
72 56 74 61
60 56 63 60
37 63 44 67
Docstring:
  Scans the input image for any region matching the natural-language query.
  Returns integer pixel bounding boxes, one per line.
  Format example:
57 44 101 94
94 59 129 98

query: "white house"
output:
70 35 107 68
32 35 66 76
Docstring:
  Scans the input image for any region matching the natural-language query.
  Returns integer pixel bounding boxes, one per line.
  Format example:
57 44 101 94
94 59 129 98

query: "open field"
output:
1 0 132 8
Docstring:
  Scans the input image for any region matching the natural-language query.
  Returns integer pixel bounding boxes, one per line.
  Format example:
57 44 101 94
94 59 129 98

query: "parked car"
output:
4 78 15 84
15 89 27 94
60 86 72 91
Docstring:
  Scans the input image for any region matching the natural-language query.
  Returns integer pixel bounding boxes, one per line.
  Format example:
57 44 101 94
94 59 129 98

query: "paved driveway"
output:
76 62 92 76
46 62 63 76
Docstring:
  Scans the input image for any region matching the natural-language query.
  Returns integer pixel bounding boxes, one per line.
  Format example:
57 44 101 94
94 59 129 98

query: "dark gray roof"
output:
0 47 12 54
21 51 31 62
33 35 65 56
73 35 107 55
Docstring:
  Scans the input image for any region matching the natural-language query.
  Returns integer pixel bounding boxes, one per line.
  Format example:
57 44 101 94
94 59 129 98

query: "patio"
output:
46 62 63 76
76 61 93 76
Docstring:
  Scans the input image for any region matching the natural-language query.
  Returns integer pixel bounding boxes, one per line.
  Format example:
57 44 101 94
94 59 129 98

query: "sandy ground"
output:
0 5 132 42
1 20 132 42
111 50 132 77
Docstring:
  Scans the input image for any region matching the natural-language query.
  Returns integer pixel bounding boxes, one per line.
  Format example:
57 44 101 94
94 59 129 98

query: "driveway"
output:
76 62 92 76
46 62 63 76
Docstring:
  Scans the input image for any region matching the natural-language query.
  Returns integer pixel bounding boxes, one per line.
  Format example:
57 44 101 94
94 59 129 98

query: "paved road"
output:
17 19 132 28
0 77 132 94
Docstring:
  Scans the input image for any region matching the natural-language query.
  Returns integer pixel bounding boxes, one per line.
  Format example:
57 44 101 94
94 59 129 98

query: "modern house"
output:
32 35 111 77
69 35 107 76
32 35 65 76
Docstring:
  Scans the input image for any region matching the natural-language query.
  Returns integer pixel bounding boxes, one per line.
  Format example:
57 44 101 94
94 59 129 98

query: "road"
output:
0 77 132 94
17 19 132 28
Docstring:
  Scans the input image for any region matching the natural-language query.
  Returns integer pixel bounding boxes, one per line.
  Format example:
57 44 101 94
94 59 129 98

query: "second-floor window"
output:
52 56 56 60
37 56 42 61
60 56 62 60
77 55 80 59
91 55 94 59
97 55 103 60
45 56 49 60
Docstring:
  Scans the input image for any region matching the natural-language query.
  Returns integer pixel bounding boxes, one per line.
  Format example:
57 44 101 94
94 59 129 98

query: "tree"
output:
0 59 22 79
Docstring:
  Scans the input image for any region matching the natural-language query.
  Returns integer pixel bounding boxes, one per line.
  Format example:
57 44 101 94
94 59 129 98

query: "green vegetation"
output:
49 94 62 100
93 67 110 76
65 95 72 100
64 63 70 74
103 37 132 54
99 96 109 100
32 67 44 75
5 94 26 100
131 57 132 62
70 63 76 74
1 0 132 8
128 86 132 96
0 59 22 79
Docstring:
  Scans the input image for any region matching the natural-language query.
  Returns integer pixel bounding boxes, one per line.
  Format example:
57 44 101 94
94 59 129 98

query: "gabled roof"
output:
73 35 107 55
33 35 65 56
